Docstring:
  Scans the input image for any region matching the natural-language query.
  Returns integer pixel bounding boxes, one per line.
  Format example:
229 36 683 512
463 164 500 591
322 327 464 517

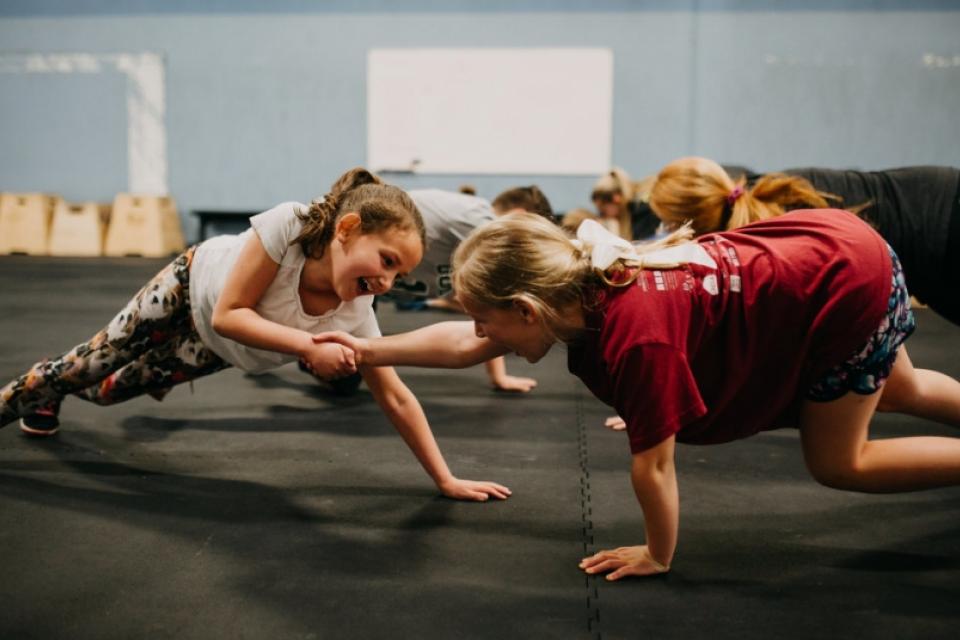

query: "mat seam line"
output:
577 390 602 640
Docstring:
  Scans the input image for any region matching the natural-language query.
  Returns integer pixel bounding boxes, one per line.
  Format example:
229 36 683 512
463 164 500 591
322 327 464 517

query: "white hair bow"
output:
574 218 717 270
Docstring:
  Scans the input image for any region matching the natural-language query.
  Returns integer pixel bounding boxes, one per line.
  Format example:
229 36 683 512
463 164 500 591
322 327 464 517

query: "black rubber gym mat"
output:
1 257 958 639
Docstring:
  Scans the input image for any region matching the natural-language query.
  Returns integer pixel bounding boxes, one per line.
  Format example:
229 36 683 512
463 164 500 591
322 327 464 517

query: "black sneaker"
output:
20 402 61 437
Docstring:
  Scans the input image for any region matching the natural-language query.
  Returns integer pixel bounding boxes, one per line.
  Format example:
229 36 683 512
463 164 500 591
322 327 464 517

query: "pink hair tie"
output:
726 185 744 204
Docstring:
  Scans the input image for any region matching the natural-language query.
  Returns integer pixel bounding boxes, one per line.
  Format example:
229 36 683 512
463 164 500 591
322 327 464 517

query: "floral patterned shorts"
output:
805 245 916 402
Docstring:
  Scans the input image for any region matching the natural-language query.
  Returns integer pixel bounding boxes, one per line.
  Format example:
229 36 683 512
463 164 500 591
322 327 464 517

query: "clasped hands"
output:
300 332 366 380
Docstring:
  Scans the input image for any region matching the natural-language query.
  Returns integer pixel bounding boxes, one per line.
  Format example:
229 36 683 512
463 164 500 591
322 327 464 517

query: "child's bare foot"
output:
604 415 626 431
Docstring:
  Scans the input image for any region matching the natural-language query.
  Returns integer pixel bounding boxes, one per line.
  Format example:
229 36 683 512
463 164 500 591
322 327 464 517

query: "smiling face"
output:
330 214 423 301
460 296 555 363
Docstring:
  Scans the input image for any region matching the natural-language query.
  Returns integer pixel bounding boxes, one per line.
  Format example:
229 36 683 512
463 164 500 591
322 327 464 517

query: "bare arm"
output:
580 435 678 580
630 435 679 567
313 321 508 369
210 233 356 377
211 233 313 357
361 364 511 501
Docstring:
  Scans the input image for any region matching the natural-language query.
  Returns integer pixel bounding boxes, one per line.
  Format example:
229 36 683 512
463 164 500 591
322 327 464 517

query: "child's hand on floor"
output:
579 545 670 580
491 373 538 393
301 342 357 380
439 477 512 501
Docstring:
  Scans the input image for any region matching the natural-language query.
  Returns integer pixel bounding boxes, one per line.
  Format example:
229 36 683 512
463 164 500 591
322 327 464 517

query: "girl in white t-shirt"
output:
0 167 510 502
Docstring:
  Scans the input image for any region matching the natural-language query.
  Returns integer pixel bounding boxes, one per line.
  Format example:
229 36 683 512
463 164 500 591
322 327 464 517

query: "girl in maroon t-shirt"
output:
649 155 960 325
313 210 960 581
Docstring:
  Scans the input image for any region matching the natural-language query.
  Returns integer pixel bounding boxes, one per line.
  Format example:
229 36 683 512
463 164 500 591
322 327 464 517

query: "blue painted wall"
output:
1 1 958 241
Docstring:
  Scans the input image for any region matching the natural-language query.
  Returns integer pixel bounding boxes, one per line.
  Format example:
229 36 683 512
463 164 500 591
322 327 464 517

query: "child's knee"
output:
805 457 865 491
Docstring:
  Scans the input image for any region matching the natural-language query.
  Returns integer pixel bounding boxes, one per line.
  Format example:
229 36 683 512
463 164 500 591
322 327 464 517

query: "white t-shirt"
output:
189 201 381 372
391 189 495 299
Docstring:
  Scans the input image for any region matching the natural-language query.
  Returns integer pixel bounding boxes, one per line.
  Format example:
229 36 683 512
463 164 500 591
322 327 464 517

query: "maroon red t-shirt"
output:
567 210 892 453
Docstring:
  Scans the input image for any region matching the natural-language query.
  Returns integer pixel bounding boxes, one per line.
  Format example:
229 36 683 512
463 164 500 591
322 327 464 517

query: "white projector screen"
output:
367 48 612 175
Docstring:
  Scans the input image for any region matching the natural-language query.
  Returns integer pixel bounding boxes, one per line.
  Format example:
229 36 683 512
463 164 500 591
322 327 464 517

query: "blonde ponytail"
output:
650 157 844 235
453 213 698 339
727 173 836 229
453 213 596 339
585 223 696 287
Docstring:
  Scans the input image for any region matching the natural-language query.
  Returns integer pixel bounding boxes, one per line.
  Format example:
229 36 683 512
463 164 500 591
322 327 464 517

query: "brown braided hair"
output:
292 167 425 258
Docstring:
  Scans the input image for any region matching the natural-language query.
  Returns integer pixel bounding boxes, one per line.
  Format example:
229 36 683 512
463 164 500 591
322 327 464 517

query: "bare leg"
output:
876 346 960 426
800 350 960 493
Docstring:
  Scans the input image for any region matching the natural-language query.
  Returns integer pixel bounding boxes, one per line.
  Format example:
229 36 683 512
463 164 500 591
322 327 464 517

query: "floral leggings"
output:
0 248 229 427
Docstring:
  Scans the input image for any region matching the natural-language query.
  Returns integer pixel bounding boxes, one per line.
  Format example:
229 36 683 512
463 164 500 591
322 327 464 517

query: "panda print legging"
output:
0 247 229 427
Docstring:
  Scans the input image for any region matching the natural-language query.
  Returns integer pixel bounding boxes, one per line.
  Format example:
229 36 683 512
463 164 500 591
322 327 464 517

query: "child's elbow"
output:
210 309 230 337
632 446 676 481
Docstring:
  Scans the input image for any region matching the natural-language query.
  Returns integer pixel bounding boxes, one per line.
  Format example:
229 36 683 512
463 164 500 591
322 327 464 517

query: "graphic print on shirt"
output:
636 265 697 294
391 264 453 300
702 274 719 296
633 239 744 298
436 265 452 296
714 239 744 295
